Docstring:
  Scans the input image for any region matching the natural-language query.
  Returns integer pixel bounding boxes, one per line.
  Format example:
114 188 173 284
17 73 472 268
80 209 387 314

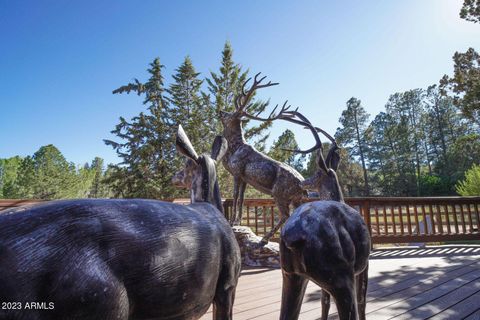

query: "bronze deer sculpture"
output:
219 73 308 244
279 118 371 320
0 125 241 320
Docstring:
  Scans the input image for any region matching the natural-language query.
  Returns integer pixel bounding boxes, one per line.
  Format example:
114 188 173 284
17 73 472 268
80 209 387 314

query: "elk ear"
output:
176 125 199 162
211 136 228 161
326 147 341 171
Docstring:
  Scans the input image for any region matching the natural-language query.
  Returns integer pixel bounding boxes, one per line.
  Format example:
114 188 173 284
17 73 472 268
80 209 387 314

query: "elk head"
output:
280 111 344 202
174 125 228 212
301 145 343 201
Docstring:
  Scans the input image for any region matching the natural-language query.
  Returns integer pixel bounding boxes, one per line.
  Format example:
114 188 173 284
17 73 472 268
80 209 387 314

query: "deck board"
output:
200 245 480 319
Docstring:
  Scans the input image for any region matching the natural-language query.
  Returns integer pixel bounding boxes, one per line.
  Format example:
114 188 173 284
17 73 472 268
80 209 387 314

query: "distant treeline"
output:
2 2 479 200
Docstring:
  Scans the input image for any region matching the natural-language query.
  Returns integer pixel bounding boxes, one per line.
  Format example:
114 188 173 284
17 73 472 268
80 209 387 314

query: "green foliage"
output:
0 156 22 198
19 145 78 199
441 48 480 126
106 58 180 199
335 97 371 195
435 134 480 192
0 146 110 200
84 157 111 198
456 164 480 196
460 0 480 23
418 174 451 196
206 41 272 147
268 129 305 173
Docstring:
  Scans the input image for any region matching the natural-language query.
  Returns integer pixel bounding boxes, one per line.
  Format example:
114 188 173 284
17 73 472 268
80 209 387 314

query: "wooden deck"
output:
201 245 480 320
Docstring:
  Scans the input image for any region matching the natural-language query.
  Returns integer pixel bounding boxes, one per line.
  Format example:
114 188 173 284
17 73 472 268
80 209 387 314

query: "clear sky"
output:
1 0 479 166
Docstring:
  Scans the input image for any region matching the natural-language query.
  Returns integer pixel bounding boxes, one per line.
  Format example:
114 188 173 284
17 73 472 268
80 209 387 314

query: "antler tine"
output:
243 100 295 123
253 72 267 85
235 72 280 113
241 77 251 96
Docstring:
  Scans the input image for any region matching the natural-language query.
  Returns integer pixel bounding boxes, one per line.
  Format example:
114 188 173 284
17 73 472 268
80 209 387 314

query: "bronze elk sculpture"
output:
0 125 241 320
219 72 308 244
279 118 371 320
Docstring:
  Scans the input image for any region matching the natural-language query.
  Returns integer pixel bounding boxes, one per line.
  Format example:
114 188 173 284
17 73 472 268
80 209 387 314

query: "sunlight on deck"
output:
201 245 480 319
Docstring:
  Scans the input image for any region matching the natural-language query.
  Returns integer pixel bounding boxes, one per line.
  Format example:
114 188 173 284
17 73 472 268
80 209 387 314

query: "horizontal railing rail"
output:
223 197 480 244
2 197 479 244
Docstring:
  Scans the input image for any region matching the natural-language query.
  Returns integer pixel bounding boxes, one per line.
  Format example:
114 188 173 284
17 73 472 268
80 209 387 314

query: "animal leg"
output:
231 178 240 225
331 276 357 320
236 180 247 225
260 201 289 244
213 286 235 320
356 262 369 320
213 261 240 320
279 272 308 320
321 289 331 320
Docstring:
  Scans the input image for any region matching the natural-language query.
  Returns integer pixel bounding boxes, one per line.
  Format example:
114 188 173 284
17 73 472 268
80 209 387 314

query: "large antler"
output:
279 110 340 172
235 72 279 112
235 72 304 123
242 100 298 122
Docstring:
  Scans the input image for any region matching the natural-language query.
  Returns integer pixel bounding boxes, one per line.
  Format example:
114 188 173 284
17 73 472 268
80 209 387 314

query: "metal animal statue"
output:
219 72 307 244
279 121 371 320
0 125 241 320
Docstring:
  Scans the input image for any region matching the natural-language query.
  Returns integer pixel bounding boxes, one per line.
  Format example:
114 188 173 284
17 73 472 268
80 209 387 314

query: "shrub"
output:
456 164 480 196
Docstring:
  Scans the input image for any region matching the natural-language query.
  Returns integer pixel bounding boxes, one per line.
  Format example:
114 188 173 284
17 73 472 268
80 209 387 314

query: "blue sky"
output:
1 0 479 166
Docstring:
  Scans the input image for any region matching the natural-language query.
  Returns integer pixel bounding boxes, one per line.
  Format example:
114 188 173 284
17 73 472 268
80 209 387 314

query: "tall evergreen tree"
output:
105 58 177 199
167 56 212 155
205 42 275 196
206 41 272 146
335 97 371 195
440 48 480 127
391 89 425 195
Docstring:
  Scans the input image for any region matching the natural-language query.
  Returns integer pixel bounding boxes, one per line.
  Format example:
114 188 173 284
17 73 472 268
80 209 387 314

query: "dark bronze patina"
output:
219 73 308 244
279 121 371 320
0 125 240 320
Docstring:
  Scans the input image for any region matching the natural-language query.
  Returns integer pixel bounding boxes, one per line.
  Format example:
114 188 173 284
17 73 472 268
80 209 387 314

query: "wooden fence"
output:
223 197 480 244
1 197 479 244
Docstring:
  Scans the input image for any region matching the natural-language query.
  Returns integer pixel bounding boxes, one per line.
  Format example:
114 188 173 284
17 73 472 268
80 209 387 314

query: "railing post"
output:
363 200 373 248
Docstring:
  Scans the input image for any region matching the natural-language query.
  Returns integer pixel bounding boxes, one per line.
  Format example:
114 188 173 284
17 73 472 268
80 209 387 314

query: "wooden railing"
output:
0 199 44 211
2 197 479 244
223 197 480 244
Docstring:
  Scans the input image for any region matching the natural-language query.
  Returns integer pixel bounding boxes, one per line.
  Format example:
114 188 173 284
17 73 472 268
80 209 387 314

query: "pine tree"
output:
268 129 305 173
87 157 111 198
335 98 371 195
440 48 480 127
0 156 22 198
167 56 213 155
206 41 272 146
460 0 480 23
205 42 275 196
105 58 178 199
11 145 79 200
